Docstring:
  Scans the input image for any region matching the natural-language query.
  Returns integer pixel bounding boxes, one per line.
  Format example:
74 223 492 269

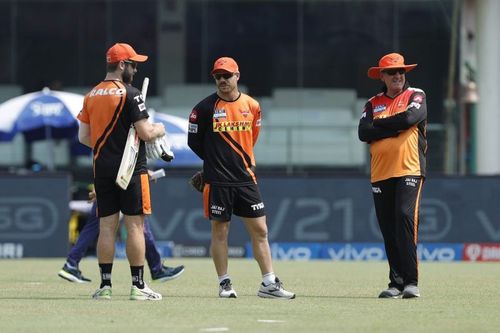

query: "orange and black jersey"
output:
358 85 427 183
188 92 262 186
78 80 149 178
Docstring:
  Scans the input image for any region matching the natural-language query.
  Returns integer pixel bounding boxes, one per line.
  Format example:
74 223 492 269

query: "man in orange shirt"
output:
188 57 295 299
78 43 166 300
358 53 427 299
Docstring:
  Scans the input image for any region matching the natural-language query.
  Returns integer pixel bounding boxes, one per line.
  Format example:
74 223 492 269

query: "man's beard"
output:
123 71 133 84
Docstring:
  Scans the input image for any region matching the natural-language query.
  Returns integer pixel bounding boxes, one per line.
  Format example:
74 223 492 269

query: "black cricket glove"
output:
189 171 204 193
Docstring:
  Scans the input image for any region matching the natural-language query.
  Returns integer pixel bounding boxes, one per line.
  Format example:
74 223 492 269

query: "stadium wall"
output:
146 175 500 262
146 176 500 244
0 173 71 258
2 173 500 261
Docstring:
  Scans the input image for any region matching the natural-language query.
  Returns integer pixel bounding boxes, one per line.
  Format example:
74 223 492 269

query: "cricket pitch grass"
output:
0 258 498 332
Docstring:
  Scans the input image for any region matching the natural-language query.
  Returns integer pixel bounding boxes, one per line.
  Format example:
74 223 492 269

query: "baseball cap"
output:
211 57 239 74
367 53 417 79
106 43 148 63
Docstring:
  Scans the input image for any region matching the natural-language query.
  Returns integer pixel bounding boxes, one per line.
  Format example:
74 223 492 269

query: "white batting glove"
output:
146 135 174 162
146 140 159 160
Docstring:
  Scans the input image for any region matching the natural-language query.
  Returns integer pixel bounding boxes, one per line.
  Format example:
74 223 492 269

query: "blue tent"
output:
0 87 83 142
148 111 201 167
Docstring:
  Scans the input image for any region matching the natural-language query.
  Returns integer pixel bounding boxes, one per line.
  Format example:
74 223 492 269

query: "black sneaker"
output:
151 265 185 282
58 263 91 283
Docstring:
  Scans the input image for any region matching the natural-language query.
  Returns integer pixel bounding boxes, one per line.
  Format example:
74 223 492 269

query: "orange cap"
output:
367 53 417 79
211 57 239 74
106 43 148 63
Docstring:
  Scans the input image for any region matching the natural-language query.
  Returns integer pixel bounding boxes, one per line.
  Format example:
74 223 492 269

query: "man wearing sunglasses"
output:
78 43 166 301
187 57 295 299
358 53 427 299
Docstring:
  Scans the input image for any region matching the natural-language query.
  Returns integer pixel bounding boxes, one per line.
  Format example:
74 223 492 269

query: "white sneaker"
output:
92 285 112 300
378 287 403 298
402 285 420 299
257 277 295 299
130 284 162 301
219 279 237 298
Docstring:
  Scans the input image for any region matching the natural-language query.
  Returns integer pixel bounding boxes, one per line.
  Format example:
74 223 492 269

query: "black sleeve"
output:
187 104 209 160
373 91 427 130
127 85 149 123
358 102 399 143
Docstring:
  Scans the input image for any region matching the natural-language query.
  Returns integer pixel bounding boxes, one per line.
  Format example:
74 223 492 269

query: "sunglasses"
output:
213 73 234 80
382 68 406 76
123 60 138 69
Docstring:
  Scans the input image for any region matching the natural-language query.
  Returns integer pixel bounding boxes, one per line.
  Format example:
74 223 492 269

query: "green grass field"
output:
0 258 498 332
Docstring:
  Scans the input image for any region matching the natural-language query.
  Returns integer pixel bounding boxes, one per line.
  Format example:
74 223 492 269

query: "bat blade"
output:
115 126 139 190
115 77 149 190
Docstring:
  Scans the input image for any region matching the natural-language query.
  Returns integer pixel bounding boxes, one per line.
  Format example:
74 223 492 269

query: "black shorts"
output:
203 184 266 221
94 173 151 217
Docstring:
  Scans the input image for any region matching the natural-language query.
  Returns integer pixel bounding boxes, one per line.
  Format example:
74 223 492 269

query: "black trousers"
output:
372 176 424 289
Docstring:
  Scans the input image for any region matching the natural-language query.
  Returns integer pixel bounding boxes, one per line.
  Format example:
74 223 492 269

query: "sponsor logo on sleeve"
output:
413 94 423 103
250 202 264 211
407 94 423 110
188 123 198 133
408 102 421 109
189 110 198 122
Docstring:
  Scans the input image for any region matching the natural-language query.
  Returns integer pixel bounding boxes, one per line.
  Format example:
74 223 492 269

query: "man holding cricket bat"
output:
77 43 165 301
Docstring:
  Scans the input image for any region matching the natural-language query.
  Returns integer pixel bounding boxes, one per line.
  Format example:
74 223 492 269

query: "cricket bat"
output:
115 77 149 190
